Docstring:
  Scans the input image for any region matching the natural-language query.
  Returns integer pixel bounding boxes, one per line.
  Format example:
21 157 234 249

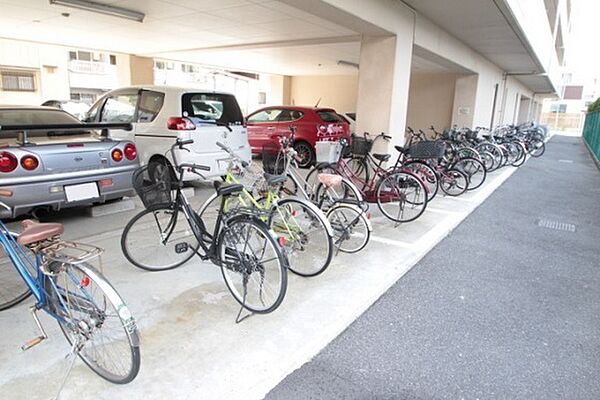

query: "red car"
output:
246 106 351 167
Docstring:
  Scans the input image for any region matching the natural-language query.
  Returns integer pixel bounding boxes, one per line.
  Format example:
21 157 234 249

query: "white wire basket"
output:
316 141 343 163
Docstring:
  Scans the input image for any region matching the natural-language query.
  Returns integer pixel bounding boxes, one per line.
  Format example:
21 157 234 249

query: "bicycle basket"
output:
132 165 172 208
407 140 446 159
262 143 286 175
350 135 373 156
315 141 343 163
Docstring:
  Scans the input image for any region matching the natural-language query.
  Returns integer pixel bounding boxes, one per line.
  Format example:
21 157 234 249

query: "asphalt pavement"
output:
265 135 600 400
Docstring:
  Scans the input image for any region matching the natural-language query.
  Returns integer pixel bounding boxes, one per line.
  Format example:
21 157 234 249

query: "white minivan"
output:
85 85 251 180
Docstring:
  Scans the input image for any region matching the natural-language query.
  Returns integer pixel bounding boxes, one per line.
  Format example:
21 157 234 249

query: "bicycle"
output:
121 138 288 317
197 141 335 277
0 197 140 390
307 136 429 224
264 129 372 254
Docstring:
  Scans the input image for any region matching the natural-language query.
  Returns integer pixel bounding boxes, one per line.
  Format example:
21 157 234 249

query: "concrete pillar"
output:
356 35 413 149
129 55 154 85
282 76 292 105
451 74 478 128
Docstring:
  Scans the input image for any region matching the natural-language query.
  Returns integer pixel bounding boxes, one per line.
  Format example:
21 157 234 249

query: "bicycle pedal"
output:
21 335 46 351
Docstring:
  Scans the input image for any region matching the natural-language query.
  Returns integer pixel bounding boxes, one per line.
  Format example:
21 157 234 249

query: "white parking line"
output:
369 235 414 248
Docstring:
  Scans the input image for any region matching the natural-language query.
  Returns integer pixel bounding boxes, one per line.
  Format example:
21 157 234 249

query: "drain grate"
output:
537 219 576 232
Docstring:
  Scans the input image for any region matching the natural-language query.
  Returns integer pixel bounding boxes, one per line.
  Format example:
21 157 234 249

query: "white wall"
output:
407 73 456 131
290 74 358 112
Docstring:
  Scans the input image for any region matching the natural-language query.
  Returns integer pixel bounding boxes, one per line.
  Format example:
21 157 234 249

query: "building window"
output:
155 61 165 70
1 71 35 91
109 54 116 65
550 103 567 113
69 51 77 60
258 91 266 105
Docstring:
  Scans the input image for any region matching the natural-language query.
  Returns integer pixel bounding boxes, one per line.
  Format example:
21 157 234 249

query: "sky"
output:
566 0 599 80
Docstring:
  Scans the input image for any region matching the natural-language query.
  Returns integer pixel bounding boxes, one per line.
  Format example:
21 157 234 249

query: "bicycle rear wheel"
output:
453 157 487 191
403 161 439 202
270 197 334 277
219 216 287 314
439 169 468 196
326 204 370 253
121 205 200 271
45 262 140 383
0 237 33 311
376 171 428 223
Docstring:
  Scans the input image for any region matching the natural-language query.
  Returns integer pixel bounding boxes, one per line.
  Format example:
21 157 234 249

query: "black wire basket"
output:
350 134 373 156
262 143 286 175
407 140 447 159
132 165 172 208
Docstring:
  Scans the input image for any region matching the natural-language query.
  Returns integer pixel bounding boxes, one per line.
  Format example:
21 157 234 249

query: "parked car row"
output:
1 85 352 218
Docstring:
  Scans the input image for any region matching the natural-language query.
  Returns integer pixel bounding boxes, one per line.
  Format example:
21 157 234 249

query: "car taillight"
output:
0 151 18 173
112 149 123 162
20 155 39 171
124 143 137 160
167 117 196 130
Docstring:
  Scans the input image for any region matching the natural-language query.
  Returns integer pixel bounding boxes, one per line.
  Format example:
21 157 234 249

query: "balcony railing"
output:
68 60 115 75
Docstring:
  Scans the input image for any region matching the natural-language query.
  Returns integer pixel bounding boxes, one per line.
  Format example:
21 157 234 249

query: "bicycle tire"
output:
0 233 35 311
326 204 370 253
527 139 545 157
453 157 487 191
314 177 362 209
219 215 287 314
376 171 428 223
439 169 468 196
45 261 141 384
511 141 527 167
403 160 439 202
269 197 334 277
121 204 199 271
348 156 370 185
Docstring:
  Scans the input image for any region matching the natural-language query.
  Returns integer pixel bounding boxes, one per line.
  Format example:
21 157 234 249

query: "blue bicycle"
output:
0 198 141 385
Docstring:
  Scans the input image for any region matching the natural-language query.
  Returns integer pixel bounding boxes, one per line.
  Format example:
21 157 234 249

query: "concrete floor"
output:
1 146 526 400
265 135 600 399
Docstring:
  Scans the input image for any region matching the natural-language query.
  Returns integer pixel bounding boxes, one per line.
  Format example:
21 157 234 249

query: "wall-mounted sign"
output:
458 107 471 115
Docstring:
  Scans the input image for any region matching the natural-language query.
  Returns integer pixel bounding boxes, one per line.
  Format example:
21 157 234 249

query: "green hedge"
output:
583 111 600 163
587 97 600 113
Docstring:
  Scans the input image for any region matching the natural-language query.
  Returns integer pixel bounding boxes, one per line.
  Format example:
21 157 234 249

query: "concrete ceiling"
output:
403 0 540 73
0 0 360 75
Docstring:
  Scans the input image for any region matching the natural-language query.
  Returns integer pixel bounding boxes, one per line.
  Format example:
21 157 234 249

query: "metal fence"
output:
583 111 600 163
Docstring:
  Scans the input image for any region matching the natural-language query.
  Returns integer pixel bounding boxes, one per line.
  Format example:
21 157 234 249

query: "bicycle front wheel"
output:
46 262 140 384
271 197 334 277
121 205 199 271
219 216 287 314
376 171 428 223
327 204 370 253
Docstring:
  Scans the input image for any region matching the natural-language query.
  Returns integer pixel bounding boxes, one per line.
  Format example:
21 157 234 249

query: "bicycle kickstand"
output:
234 287 254 324
53 338 81 400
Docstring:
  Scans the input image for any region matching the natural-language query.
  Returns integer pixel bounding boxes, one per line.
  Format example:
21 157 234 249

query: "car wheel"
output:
294 141 315 168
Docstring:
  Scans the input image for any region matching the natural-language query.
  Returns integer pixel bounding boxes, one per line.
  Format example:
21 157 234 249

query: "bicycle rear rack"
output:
39 240 103 266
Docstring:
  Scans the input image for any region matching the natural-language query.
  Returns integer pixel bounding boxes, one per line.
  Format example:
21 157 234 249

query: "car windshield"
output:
318 110 344 123
0 109 91 141
182 93 243 125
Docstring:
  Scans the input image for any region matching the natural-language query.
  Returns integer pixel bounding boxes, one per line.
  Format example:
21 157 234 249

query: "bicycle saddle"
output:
17 219 64 245
213 181 243 197
263 173 287 185
317 173 342 188
372 153 391 162
394 145 407 154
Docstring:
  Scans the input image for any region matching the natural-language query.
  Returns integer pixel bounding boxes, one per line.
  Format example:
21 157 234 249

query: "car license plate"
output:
64 182 99 202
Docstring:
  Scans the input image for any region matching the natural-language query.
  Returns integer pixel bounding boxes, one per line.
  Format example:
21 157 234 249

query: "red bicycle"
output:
306 137 428 223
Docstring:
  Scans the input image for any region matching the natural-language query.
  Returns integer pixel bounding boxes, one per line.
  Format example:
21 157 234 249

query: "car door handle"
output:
267 126 275 130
